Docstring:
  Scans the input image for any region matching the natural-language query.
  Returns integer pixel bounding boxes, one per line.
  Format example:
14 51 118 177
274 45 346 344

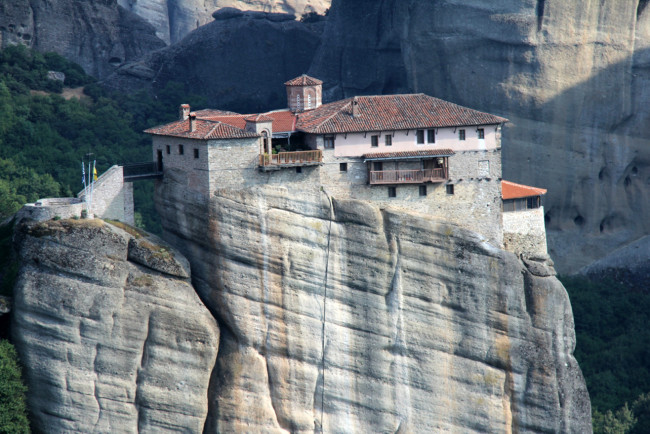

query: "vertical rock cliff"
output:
310 0 650 273
153 171 591 432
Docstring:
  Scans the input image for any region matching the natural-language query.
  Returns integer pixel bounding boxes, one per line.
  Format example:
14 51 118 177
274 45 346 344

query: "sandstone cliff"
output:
117 0 330 44
11 219 219 432
0 0 166 79
11 178 592 432
104 9 324 112
155 170 591 432
309 0 650 273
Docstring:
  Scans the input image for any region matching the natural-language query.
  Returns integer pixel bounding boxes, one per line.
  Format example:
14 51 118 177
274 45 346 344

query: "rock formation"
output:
309 0 650 273
104 9 324 112
11 219 219 432
10 175 592 431
0 0 166 79
117 0 330 44
154 170 591 432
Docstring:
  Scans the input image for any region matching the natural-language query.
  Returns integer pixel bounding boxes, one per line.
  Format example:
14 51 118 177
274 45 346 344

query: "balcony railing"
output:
369 168 447 185
259 150 322 170
122 162 163 181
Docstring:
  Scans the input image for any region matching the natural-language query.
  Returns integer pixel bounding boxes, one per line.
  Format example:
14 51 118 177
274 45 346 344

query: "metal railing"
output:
122 162 163 181
259 150 322 167
369 168 447 185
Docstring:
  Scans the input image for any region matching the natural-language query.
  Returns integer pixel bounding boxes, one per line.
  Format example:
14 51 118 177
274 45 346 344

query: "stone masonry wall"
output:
153 136 210 196
503 207 548 256
78 165 134 224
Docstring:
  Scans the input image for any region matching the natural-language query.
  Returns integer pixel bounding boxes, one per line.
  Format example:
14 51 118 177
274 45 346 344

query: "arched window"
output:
296 94 301 110
307 93 312 108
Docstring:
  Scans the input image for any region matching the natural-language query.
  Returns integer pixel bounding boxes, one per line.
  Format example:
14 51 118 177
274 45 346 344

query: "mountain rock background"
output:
0 0 166 79
117 0 331 44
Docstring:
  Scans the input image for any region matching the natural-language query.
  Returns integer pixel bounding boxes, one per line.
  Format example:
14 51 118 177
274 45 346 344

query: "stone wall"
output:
503 207 548 256
78 165 134 224
17 198 83 222
153 136 211 196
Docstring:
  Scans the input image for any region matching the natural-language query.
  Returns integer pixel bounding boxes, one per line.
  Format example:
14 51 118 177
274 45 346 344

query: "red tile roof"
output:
244 114 274 122
285 75 323 86
363 149 455 160
196 110 297 133
501 180 547 200
296 94 508 134
144 119 259 140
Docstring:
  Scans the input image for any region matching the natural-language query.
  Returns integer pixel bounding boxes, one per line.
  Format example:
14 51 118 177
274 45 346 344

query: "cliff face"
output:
0 0 166 79
104 9 324 112
10 177 592 432
310 0 650 273
11 219 219 432
117 0 330 44
154 171 591 432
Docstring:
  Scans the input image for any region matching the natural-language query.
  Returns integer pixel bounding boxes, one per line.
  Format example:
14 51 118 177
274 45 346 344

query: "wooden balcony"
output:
369 168 448 185
259 150 322 171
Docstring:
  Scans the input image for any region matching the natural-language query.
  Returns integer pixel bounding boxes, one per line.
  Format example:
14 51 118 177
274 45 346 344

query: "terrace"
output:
259 150 322 171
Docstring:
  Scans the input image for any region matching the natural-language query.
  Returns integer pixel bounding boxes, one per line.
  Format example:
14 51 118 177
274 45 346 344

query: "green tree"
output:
593 404 636 434
0 340 30 433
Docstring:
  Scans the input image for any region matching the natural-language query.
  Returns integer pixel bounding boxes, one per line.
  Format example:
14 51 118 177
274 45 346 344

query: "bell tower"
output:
285 75 323 113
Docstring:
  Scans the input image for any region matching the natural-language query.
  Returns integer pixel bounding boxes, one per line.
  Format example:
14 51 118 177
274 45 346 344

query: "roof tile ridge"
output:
302 98 353 132
205 121 223 139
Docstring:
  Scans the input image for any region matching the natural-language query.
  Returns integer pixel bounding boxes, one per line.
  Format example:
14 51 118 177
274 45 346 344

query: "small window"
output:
477 128 485 139
178 144 184 155
194 148 199 159
419 185 427 196
307 93 312 109
371 135 379 147
324 136 335 149
446 184 454 195
385 135 392 146
340 162 348 172
373 161 383 171
527 196 540 209
166 145 170 154
296 167 302 173
459 129 465 140
388 186 396 198
416 129 425 144
427 129 435 143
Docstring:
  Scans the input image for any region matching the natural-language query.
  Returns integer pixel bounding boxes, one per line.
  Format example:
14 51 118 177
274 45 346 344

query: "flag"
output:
93 164 98 181
82 161 86 186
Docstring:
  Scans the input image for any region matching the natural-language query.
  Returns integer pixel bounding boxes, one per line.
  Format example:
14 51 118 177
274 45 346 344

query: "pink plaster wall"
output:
332 126 501 157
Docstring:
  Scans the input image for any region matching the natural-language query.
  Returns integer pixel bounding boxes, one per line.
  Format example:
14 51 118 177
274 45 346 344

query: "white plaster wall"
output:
503 207 548 256
332 125 501 157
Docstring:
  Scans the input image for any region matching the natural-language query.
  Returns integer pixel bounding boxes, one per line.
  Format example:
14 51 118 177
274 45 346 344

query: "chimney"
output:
352 97 359 117
180 104 190 120
189 112 197 132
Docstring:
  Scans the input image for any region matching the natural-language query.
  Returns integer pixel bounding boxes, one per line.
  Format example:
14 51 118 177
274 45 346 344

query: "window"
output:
178 144 184 155
446 184 454 195
166 145 170 154
194 148 199 159
340 162 348 172
324 136 335 149
385 135 392 146
296 167 302 173
416 129 425 144
477 128 485 139
419 185 427 196
427 129 435 143
371 135 379 147
373 162 383 171
527 196 540 209
459 129 465 140
388 186 396 198
307 93 312 109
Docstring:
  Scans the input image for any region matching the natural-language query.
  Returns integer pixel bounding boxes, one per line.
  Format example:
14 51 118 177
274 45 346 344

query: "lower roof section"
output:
363 149 455 161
